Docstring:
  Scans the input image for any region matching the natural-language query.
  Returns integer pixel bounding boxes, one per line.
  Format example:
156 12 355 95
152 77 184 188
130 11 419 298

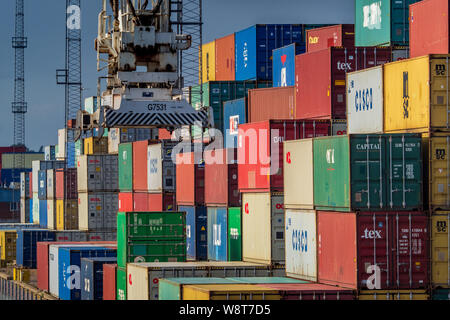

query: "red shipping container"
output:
103 263 117 300
37 241 116 292
133 192 149 212
133 140 148 192
256 283 355 300
148 193 176 211
410 0 450 58
317 211 429 290
215 34 235 81
248 86 296 123
119 192 133 212
158 129 172 140
176 152 205 206
238 120 330 193
204 148 240 207
306 24 355 53
55 168 77 200
295 47 392 120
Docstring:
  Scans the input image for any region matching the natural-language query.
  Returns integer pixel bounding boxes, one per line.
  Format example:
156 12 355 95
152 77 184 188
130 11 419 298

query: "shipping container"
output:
84 96 98 114
0 231 16 263
235 24 305 81
81 257 117 300
46 169 55 199
204 148 240 207
285 209 317 282
432 288 450 300
38 170 46 200
255 283 356 300
58 246 117 300
295 47 392 120
159 278 239 300
16 229 55 268
84 137 108 155
45 146 56 161
313 134 422 212
176 151 205 206
78 192 118 231
132 140 149 192
133 192 149 212
347 66 384 134
116 266 127 300
242 192 284 265
20 198 30 224
39 200 47 228
126 261 276 300
57 129 66 159
182 284 281 300
118 192 133 212
147 141 177 193
148 192 176 211
77 154 119 192
207 207 228 261
358 290 429 300
103 263 117 300
46 199 56 230
248 86 296 123
108 128 154 154
20 172 29 199
215 34 235 81
55 168 77 200
410 0 450 58
431 213 450 288
200 41 216 84
118 143 133 191
117 211 186 268
179 206 207 261
238 120 330 193
1 152 44 169
306 24 355 53
32 192 39 224
384 54 450 133
272 43 305 87
355 0 420 47
224 98 246 149
227 207 242 261
56 199 78 230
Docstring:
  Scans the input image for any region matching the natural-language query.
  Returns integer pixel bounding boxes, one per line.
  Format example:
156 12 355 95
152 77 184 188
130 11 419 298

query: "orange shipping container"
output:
215 34 235 81
132 140 148 192
306 24 355 53
248 86 296 123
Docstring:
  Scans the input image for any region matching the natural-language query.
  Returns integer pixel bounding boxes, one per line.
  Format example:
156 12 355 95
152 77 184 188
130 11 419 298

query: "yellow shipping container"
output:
358 290 429 300
84 137 108 155
199 41 216 84
56 199 78 230
0 231 17 263
431 213 450 288
384 54 450 133
182 284 281 300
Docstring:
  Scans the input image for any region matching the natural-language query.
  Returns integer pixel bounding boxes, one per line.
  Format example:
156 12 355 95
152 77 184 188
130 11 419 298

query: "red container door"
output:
148 193 163 211
133 192 149 212
55 170 64 199
119 192 133 212
176 153 195 206
36 242 49 291
204 149 228 206
103 263 117 300
132 140 148 192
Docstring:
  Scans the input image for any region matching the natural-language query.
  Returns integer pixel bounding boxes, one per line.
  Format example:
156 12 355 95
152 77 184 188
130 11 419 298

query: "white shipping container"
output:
57 129 66 159
32 192 40 224
78 192 118 231
242 193 285 265
20 198 30 223
47 199 56 230
147 142 176 193
346 66 384 134
77 155 119 192
285 209 317 281
32 161 40 193
46 169 55 199
20 172 28 199
284 139 314 209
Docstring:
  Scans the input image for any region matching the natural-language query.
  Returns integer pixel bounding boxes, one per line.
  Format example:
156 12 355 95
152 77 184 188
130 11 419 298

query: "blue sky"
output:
0 0 354 151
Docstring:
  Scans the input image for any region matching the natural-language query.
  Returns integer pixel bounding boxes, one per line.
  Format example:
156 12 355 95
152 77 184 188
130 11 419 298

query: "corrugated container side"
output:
180 205 207 261
215 34 235 81
272 43 305 88
248 86 296 123
224 98 247 149
200 41 216 84
176 152 205 206
306 24 355 53
103 263 117 300
132 140 148 192
207 207 228 261
431 213 450 288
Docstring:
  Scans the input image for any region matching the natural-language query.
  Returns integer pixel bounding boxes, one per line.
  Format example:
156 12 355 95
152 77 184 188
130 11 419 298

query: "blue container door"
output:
29 199 33 223
39 200 47 228
180 206 196 260
80 259 94 300
67 142 76 168
215 207 228 261
195 206 208 261
224 98 246 149
273 43 305 88
235 26 257 81
38 170 47 199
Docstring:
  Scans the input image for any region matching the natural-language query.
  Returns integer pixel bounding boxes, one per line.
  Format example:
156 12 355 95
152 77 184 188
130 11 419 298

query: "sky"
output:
0 0 354 151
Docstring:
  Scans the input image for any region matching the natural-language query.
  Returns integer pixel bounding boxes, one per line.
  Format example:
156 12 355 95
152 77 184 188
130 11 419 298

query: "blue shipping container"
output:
80 257 117 300
223 98 247 149
29 198 33 223
38 170 47 200
39 200 47 228
0 188 20 203
67 142 76 169
180 206 207 261
58 246 117 300
0 169 31 190
235 24 304 81
207 207 228 261
16 229 56 268
45 146 56 161
272 43 305 88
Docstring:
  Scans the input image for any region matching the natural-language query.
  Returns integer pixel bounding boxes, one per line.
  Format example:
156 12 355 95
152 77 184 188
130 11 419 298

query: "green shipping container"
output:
313 134 422 212
432 289 450 300
116 267 127 300
117 212 187 268
227 207 242 261
159 278 238 300
190 81 272 138
355 0 420 47
118 143 133 191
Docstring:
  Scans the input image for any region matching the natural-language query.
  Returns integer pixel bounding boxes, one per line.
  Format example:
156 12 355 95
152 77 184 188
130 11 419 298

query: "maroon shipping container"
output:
36 241 116 292
119 192 133 212
306 24 355 53
204 148 240 207
256 283 355 300
248 86 296 123
133 140 149 192
0 203 19 222
176 152 205 206
55 168 77 200
317 211 429 290
148 193 176 211
238 120 330 193
295 47 392 120
103 263 117 300
133 192 149 212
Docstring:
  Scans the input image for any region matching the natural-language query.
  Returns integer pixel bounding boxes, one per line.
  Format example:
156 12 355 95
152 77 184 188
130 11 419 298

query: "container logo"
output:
355 88 373 112
402 71 409 119
243 42 248 68
186 225 191 238
363 1 382 30
229 115 239 135
326 149 335 164
309 36 319 44
149 158 158 174
280 55 287 87
436 220 447 233
337 61 352 72
361 228 382 239
436 64 446 76
129 274 132 285
213 224 221 246
356 143 380 150
436 149 446 160
230 228 239 240
292 229 308 252
275 203 284 210
286 152 291 164
244 203 249 214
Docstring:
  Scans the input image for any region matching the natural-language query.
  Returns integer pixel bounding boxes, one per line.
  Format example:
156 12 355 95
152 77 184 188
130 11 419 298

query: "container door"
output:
431 213 450 288
207 207 217 261
195 161 205 205
271 194 285 264
227 207 242 261
118 143 133 191
196 206 208 261
216 207 228 261
148 144 162 193
227 164 240 207
430 135 450 209
181 206 196 260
